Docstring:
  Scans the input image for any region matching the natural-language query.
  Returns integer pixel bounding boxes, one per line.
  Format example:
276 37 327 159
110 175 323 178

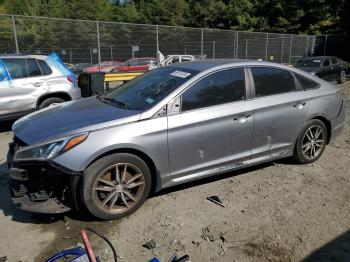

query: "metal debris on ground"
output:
169 254 190 262
207 195 225 207
143 239 157 250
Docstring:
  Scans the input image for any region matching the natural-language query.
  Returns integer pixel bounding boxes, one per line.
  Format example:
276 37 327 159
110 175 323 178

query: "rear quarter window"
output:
37 60 52 75
294 73 320 90
331 57 338 64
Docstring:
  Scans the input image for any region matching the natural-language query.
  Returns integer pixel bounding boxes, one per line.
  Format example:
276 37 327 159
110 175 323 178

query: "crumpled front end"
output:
7 136 81 214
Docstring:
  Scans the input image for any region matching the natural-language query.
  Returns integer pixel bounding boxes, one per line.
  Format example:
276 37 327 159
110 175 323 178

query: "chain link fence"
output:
0 14 317 65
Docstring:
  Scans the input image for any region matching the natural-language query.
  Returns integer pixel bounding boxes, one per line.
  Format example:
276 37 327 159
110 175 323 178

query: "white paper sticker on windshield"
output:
146 97 154 104
312 60 321 62
170 70 191 78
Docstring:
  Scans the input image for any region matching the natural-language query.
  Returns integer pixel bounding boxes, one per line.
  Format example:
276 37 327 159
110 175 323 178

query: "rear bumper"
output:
69 86 82 100
7 144 81 214
330 99 346 142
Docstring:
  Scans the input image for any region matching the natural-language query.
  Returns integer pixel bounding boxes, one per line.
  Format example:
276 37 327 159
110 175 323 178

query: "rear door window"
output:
181 68 246 111
323 59 330 66
2 58 28 79
26 59 41 77
251 67 297 97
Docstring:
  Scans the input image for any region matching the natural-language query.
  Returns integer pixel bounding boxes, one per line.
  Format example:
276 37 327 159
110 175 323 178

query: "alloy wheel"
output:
92 163 145 214
340 71 347 83
302 125 326 160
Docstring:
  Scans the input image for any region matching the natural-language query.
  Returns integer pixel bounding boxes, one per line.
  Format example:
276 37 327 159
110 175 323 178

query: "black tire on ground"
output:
81 153 152 220
339 70 347 84
293 119 328 164
38 97 66 109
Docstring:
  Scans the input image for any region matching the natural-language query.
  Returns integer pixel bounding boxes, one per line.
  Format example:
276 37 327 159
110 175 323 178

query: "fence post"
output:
280 36 284 63
233 32 236 58
96 21 101 70
245 39 248 59
323 35 328 55
288 35 293 64
110 44 113 61
69 49 72 64
201 28 204 57
11 15 19 54
305 36 309 56
212 41 215 58
236 32 239 58
265 33 269 61
311 35 316 56
156 25 159 59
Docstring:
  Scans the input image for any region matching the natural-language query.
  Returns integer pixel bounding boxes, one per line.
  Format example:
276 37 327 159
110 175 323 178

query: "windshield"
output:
101 67 198 111
296 59 322 67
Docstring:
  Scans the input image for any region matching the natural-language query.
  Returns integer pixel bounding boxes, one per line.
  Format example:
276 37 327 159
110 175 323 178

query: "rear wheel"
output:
293 119 328 164
38 97 66 109
339 70 347 84
81 153 151 220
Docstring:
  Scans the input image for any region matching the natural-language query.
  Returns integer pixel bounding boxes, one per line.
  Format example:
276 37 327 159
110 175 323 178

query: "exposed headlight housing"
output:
14 133 88 161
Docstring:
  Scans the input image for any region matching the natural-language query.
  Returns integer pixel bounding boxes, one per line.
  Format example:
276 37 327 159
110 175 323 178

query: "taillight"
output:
67 76 74 83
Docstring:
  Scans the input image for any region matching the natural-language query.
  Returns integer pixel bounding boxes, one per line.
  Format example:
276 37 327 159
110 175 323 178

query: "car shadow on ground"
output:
0 157 275 224
302 230 350 262
0 120 14 133
153 162 273 197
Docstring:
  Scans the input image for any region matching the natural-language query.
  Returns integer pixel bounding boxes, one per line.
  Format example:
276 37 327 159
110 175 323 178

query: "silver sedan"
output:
8 60 346 220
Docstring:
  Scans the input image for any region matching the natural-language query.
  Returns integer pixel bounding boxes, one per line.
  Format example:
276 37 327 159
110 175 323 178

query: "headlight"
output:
310 72 316 75
14 133 88 161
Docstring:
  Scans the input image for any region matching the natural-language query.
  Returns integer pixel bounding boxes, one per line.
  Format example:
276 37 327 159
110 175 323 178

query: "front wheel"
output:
38 97 66 109
293 119 328 164
339 70 347 84
81 153 152 220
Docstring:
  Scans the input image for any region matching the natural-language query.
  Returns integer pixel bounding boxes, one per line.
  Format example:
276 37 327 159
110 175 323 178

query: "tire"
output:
38 97 66 109
339 70 347 84
293 119 328 164
81 153 152 220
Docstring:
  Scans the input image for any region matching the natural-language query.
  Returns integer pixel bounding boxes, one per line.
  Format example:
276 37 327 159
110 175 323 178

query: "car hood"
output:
13 97 142 145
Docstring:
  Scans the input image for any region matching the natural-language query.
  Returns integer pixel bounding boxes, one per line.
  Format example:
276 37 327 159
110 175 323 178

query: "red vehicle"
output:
111 57 158 73
84 61 123 73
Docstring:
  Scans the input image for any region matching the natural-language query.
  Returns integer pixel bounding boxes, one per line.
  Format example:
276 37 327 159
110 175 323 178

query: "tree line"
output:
0 0 349 35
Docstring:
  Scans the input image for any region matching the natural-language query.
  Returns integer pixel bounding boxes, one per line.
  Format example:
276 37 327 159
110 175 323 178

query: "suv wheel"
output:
339 70 347 84
293 119 327 164
39 97 66 109
81 153 152 220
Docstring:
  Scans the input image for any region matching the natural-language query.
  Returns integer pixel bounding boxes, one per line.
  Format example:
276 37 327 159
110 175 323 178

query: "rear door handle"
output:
293 102 306 109
234 114 251 123
32 82 44 87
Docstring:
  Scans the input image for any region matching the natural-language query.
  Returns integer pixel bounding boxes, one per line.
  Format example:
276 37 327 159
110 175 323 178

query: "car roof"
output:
298 56 336 60
0 54 48 59
128 57 157 61
169 59 285 72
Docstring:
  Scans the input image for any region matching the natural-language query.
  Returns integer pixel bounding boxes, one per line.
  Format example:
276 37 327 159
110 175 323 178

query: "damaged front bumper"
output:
7 138 82 214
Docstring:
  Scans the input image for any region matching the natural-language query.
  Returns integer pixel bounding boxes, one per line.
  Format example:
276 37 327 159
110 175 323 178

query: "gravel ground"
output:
0 82 349 262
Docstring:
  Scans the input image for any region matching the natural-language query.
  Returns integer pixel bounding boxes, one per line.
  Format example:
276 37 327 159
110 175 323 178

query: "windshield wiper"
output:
98 96 128 109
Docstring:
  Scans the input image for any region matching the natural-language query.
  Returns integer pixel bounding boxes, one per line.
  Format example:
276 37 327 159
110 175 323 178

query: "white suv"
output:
0 54 81 121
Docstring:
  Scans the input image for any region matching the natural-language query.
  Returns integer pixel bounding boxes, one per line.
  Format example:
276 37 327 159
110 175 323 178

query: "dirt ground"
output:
0 82 349 262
